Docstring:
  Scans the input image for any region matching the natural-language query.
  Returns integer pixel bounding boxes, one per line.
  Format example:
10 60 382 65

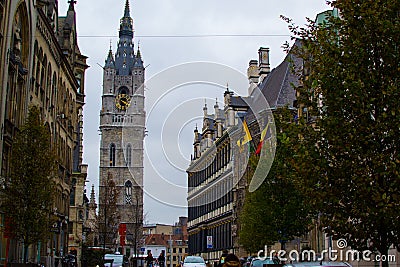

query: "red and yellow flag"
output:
255 122 269 155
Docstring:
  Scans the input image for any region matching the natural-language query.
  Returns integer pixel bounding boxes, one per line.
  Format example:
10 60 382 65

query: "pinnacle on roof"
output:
90 184 96 204
214 98 219 108
105 44 115 68
137 41 142 58
68 0 76 11
224 82 232 96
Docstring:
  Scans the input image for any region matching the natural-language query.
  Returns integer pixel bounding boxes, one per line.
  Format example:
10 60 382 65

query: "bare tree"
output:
98 173 120 250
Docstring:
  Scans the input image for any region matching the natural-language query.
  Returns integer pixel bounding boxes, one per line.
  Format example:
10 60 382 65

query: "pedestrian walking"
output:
158 251 165 267
217 250 229 267
222 254 240 267
146 251 154 267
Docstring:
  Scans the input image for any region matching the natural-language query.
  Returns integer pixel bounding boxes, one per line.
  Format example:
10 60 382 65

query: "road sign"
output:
206 236 213 249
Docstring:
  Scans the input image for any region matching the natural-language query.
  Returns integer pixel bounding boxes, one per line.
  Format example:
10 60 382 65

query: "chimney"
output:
247 59 259 95
258 47 271 81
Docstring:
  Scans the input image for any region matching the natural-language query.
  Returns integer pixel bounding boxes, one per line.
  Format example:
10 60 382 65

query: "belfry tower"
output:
98 0 145 255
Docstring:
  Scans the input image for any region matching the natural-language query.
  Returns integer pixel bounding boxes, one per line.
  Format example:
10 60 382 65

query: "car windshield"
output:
184 257 205 263
251 258 277 267
104 254 123 265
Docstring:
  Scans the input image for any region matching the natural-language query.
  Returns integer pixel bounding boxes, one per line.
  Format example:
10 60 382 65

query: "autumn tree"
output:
0 106 56 262
284 0 400 265
239 108 312 253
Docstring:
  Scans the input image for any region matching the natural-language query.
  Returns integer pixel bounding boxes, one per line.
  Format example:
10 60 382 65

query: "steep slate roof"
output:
251 39 302 111
230 96 250 108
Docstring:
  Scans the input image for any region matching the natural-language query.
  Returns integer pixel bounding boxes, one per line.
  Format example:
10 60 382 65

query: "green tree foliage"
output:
239 108 312 253
1 106 56 262
284 0 400 265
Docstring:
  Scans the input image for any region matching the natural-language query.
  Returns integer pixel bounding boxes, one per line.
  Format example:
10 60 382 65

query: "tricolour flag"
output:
255 122 270 155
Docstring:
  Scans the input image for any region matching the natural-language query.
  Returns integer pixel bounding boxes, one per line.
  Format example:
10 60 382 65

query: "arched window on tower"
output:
125 180 133 204
126 144 132 166
109 143 116 166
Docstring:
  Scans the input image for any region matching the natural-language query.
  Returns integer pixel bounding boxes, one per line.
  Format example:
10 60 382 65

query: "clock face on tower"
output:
115 93 131 111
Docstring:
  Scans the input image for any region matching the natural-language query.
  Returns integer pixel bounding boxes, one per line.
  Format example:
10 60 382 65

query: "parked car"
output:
104 253 129 267
183 256 206 267
250 257 280 267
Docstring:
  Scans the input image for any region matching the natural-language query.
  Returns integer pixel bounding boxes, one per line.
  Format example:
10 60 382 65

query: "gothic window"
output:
125 180 133 204
123 63 126 69
51 72 57 109
123 51 126 57
109 143 116 166
126 144 132 166
6 2 29 127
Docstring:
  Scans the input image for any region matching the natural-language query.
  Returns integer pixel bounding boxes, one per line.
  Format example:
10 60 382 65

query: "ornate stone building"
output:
187 45 300 259
187 90 249 260
0 0 88 265
98 0 145 257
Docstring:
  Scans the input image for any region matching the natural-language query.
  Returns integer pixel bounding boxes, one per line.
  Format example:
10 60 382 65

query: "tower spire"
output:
124 0 130 17
89 184 97 210
115 0 134 74
119 0 133 39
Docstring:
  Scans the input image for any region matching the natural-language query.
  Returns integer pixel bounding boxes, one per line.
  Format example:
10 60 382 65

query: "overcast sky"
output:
58 0 330 224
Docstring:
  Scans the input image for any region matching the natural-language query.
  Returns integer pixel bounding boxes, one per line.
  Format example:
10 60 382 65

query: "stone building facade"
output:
0 0 88 265
187 44 301 259
98 0 145 257
143 218 189 267
187 90 249 260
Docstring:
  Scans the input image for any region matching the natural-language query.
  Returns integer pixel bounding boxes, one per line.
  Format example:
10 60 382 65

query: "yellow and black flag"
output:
237 120 252 151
